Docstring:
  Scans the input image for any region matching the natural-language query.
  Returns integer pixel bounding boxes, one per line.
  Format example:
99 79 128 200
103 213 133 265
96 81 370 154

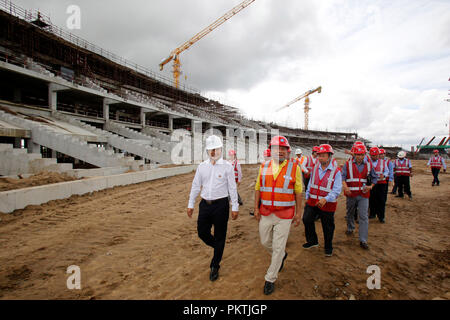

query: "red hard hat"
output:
379 148 386 155
263 148 271 157
269 136 291 152
228 149 236 156
369 147 380 156
317 144 334 154
353 141 364 146
433 149 439 153
352 145 367 155
312 146 320 152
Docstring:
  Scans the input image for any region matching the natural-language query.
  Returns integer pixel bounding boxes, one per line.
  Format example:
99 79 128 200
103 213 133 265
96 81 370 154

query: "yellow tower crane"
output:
276 86 322 130
159 0 256 89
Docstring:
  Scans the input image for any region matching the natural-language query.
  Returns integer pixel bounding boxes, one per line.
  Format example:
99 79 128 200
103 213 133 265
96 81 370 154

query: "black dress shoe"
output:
279 252 288 272
210 267 219 281
263 281 275 295
395 195 403 198
249 211 254 216
379 219 385 223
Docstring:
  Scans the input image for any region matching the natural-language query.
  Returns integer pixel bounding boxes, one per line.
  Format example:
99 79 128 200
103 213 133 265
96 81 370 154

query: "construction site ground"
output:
0 160 448 300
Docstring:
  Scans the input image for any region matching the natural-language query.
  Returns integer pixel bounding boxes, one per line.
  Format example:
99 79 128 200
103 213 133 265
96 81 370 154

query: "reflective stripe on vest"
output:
259 159 297 209
308 164 338 202
395 159 411 175
374 159 387 182
345 160 371 197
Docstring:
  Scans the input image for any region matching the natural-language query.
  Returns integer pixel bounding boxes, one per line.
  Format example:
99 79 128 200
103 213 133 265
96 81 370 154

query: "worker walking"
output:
302 144 342 257
187 135 239 282
254 136 302 295
228 149 243 205
294 148 309 182
427 149 446 186
368 147 389 223
342 144 378 250
379 148 394 204
393 151 413 200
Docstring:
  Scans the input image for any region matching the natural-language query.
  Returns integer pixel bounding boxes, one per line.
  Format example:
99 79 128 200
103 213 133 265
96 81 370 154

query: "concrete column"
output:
168 115 174 132
141 108 146 128
48 83 68 114
51 149 57 159
48 86 57 113
103 100 110 121
192 120 203 164
225 127 235 159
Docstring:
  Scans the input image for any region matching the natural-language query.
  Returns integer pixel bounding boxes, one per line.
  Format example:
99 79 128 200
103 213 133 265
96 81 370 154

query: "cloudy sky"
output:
11 0 450 148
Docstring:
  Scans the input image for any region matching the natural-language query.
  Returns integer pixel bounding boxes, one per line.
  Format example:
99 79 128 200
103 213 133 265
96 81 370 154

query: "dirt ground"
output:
0 159 448 300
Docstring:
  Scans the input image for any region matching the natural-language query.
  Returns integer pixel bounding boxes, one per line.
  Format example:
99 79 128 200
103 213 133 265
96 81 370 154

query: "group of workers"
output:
187 134 446 295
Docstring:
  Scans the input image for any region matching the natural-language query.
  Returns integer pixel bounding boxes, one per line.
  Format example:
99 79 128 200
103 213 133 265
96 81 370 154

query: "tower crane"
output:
276 86 322 130
159 0 256 88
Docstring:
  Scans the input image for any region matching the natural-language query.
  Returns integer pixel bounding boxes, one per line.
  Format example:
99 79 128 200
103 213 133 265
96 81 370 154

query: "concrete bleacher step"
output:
0 143 13 152
52 112 170 164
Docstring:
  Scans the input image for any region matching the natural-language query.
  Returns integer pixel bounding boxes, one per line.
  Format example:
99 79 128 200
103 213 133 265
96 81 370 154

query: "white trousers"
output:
259 213 293 283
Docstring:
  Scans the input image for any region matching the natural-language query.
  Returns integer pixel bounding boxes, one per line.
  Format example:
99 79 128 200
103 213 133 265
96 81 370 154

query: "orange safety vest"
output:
394 159 411 176
307 163 340 212
345 159 372 198
429 156 443 169
373 159 387 184
304 155 316 178
259 159 298 219
295 156 308 173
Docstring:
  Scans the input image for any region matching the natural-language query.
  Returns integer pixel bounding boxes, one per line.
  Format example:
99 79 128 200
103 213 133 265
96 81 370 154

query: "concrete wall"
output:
0 164 197 214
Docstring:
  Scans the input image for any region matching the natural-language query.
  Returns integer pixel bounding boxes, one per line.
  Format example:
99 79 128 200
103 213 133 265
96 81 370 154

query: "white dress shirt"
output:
188 157 239 211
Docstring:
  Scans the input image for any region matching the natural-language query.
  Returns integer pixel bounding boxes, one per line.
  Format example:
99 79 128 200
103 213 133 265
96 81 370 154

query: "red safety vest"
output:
307 163 340 212
232 160 239 182
373 159 387 184
429 156 443 169
259 159 298 219
394 159 411 176
304 155 317 178
345 160 372 198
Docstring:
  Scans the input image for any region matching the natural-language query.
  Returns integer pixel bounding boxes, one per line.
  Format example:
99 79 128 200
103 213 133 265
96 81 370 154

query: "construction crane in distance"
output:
276 86 322 130
159 0 256 89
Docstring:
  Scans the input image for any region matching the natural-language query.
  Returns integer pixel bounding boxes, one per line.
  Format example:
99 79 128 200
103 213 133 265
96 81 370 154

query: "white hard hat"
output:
295 148 302 155
205 135 223 150
397 151 406 158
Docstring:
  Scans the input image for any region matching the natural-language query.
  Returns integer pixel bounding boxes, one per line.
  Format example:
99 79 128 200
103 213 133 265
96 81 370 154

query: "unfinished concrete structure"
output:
0 1 366 177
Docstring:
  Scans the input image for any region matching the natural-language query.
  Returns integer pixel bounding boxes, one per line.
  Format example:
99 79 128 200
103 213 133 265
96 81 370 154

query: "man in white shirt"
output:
187 135 239 281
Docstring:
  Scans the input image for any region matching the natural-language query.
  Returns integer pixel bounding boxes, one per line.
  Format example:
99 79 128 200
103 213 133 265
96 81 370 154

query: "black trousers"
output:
303 176 311 191
397 175 411 197
431 168 440 185
197 197 229 269
369 184 388 221
302 204 335 251
392 175 398 194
